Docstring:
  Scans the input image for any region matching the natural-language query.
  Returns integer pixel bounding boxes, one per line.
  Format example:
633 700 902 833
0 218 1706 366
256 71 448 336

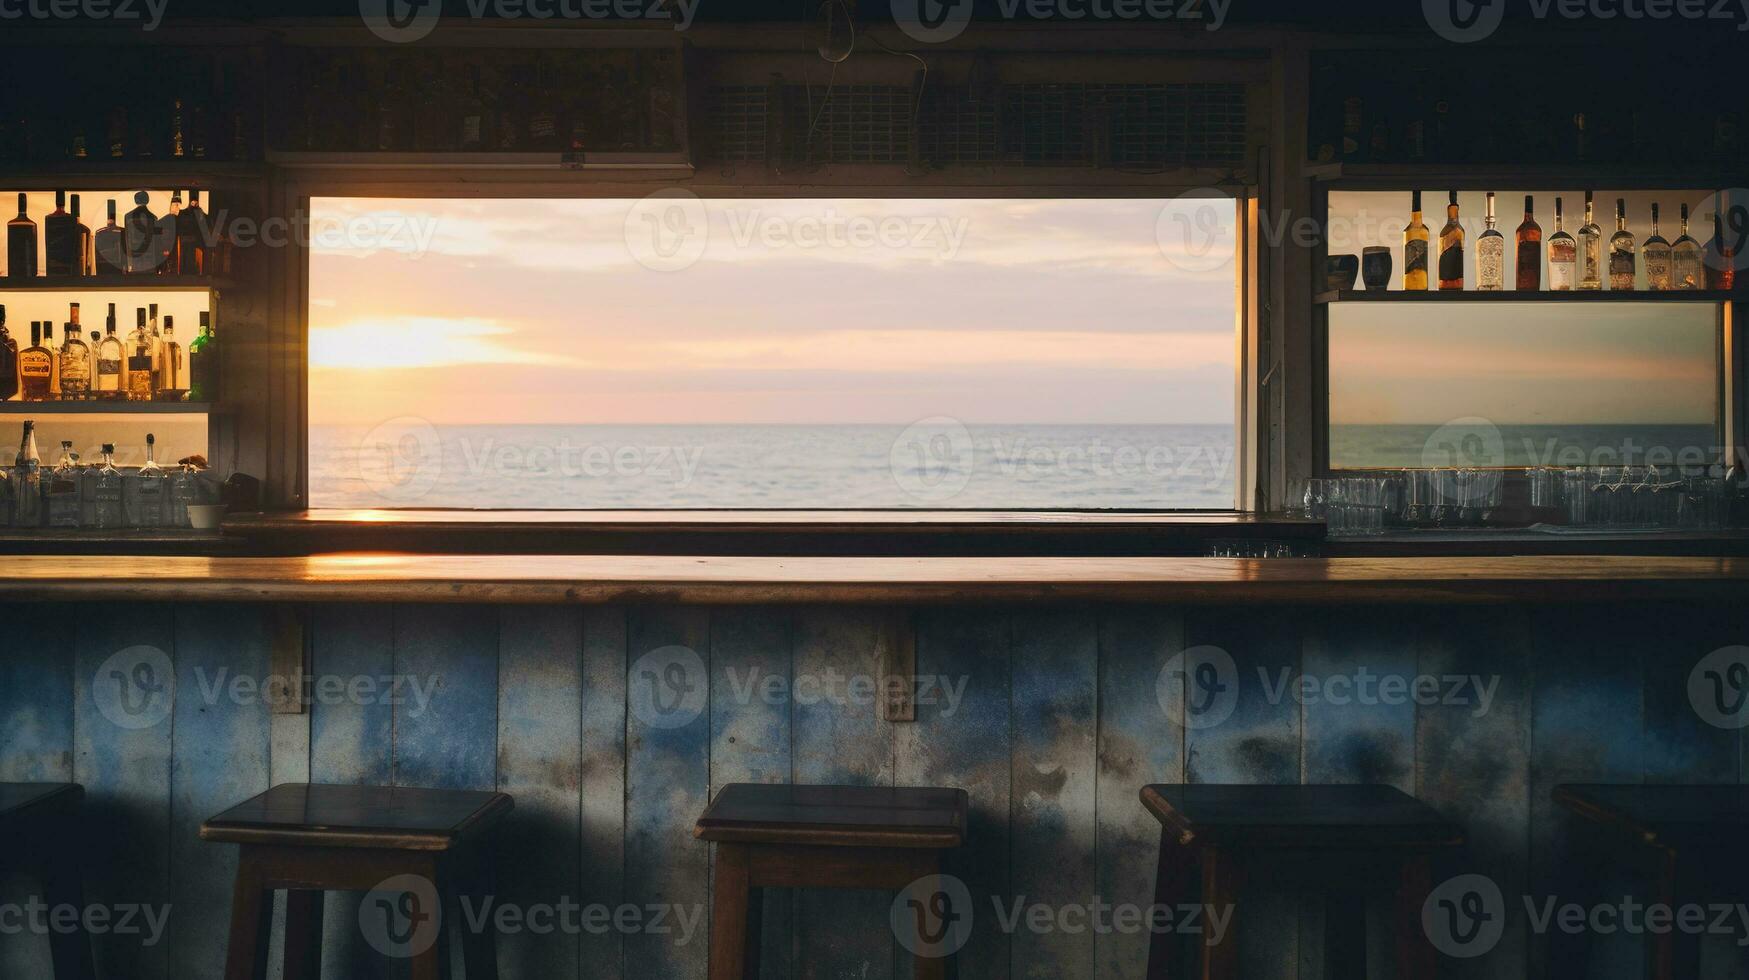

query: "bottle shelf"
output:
0 401 218 414
1309 163 1747 191
0 275 235 293
1316 288 1739 304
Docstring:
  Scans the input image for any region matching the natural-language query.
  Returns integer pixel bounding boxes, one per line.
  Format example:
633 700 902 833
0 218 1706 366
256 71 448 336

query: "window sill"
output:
220 509 1321 557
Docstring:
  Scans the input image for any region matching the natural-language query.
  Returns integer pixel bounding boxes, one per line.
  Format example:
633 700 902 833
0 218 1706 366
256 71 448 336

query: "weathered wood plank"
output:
1298 607 1420 980
791 607 894 980
1183 605 1302 980
73 603 175 980
1527 604 1644 980
308 603 395 980
1416 607 1532 980
168 605 275 980
1640 603 1748 980
1010 608 1098 980
0 610 74 782
624 606 712 980
0 608 74 980
709 607 793 980
497 606 585 979
1094 607 1185 980
580 605 629 980
391 604 499 791
898 609 1012 980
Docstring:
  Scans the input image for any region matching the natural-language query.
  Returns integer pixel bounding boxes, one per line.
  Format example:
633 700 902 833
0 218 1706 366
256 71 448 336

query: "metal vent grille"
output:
1003 83 1249 167
785 85 914 164
709 85 769 163
707 80 1248 168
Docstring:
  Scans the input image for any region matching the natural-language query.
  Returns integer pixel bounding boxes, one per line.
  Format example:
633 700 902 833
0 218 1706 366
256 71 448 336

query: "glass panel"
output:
307 197 1238 509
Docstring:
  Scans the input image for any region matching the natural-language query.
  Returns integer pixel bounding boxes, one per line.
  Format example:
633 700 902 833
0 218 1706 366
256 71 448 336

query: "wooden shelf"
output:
0 275 233 293
1309 162 1743 191
0 401 217 414
1317 288 1738 304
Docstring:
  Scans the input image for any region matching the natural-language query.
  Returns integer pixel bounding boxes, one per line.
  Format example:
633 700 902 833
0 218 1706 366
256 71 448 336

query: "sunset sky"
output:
307 197 1238 427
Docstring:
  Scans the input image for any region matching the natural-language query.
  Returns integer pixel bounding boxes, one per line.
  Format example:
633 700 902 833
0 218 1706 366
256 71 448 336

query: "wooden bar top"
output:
0 554 1745 605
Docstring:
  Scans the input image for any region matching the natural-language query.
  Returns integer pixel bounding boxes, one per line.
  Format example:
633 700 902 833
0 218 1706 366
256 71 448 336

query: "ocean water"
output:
309 423 1238 510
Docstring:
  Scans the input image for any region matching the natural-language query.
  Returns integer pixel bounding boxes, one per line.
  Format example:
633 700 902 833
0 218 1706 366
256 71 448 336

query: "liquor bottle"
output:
1706 210 1737 290
147 303 163 392
124 190 161 275
41 323 58 399
177 189 207 276
20 324 51 401
106 102 128 159
1672 204 1703 290
1643 204 1673 290
94 199 125 276
132 432 166 527
0 305 15 400
189 310 217 403
92 444 122 529
43 191 77 277
127 308 154 401
1577 191 1603 290
1437 191 1464 290
1476 192 1505 290
7 193 37 278
96 305 124 399
1609 199 1637 290
159 315 184 397
1403 191 1429 290
13 421 42 527
71 195 93 276
46 441 80 528
1515 195 1542 291
58 305 91 400
162 190 183 276
1547 198 1577 291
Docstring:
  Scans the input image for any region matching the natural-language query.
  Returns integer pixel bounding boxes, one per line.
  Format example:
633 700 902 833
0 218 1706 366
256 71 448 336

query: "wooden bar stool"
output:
695 783 969 980
1553 784 1749 980
0 783 96 980
1141 783 1464 980
200 783 513 980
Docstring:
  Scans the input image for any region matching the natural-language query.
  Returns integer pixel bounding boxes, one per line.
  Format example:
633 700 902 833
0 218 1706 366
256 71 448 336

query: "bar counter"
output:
1 553 1747 604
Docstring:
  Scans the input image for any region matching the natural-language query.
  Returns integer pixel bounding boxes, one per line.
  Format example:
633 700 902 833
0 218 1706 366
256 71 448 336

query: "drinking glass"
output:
1361 246 1393 291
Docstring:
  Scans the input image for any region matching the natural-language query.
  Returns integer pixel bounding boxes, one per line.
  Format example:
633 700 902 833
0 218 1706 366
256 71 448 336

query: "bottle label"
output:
1611 250 1635 280
1477 239 1504 287
19 350 51 378
1404 239 1428 273
1438 245 1463 283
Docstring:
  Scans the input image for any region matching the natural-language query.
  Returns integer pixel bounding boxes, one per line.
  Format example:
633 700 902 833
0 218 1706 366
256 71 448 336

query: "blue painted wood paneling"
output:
578 606 629 980
900 609 1012 980
308 603 396 980
1010 609 1098 980
709 607 793 980
1093 608 1184 980
73 603 175 980
624 607 711 980
0 600 1743 980
791 608 895 980
168 605 274 980
496 606 584 978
